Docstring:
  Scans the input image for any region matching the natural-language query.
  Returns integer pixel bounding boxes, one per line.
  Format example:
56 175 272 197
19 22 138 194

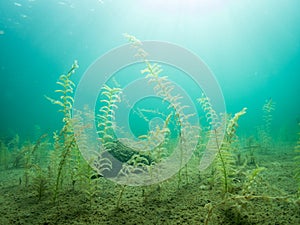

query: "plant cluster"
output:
0 35 298 224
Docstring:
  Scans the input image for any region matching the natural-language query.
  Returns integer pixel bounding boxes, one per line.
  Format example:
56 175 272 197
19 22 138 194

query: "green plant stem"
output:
214 129 228 195
53 136 76 203
116 185 126 209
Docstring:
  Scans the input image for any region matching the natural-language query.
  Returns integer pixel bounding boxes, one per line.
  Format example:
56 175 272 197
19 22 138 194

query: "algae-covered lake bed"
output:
0 144 299 225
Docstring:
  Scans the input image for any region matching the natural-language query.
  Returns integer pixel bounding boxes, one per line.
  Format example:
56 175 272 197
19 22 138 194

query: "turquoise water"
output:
0 0 299 141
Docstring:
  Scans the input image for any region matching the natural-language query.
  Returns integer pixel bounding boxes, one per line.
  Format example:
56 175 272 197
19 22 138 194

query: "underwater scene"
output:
0 0 300 224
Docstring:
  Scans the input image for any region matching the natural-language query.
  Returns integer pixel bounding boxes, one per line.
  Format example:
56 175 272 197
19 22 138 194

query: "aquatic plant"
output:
46 61 116 205
97 84 122 148
22 133 48 187
116 184 126 210
125 33 198 188
259 98 275 152
8 134 22 168
0 140 10 170
31 164 48 201
242 136 260 166
73 108 113 207
46 60 79 202
198 93 247 196
262 98 275 132
75 157 104 207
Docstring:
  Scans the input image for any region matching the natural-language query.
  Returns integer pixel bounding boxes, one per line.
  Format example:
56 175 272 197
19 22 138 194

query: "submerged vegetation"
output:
0 36 299 224
295 122 300 197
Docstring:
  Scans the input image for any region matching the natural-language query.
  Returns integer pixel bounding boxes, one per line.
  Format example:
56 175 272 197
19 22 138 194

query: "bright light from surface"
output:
140 0 230 15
